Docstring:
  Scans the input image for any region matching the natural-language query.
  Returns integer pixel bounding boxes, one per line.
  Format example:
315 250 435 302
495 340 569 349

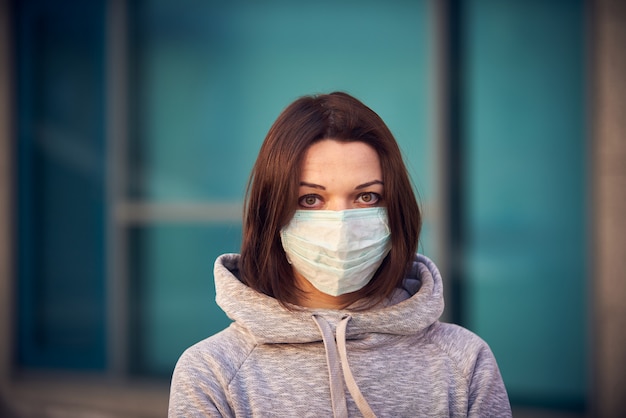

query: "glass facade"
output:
16 0 107 370
14 0 587 410
463 0 587 407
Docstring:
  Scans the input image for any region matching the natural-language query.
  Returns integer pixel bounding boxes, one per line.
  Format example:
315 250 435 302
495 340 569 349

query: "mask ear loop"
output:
336 316 377 418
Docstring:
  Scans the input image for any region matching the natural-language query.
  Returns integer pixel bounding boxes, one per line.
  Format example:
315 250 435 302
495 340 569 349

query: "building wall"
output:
1 0 625 416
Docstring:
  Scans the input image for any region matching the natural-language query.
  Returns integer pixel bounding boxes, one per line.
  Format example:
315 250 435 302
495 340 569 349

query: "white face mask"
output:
280 207 391 296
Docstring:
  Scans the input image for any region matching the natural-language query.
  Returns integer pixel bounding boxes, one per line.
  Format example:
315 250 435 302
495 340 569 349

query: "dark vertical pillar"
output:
591 0 626 416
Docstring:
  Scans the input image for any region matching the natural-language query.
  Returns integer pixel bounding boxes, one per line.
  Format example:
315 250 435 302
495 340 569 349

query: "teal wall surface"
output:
16 0 107 370
463 0 587 408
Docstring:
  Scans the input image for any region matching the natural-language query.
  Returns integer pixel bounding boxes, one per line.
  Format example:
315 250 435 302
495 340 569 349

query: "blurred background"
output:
1 0 624 417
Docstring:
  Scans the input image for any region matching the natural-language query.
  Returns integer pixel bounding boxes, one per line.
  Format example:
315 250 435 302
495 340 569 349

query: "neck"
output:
293 270 357 310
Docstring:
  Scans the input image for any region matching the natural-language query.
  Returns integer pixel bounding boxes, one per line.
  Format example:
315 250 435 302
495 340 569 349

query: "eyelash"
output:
297 192 382 209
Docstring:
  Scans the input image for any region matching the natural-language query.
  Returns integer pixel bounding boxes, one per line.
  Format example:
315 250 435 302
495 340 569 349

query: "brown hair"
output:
239 92 422 308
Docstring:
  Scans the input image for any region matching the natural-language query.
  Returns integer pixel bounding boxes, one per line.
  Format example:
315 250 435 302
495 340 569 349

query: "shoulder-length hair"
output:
239 92 422 308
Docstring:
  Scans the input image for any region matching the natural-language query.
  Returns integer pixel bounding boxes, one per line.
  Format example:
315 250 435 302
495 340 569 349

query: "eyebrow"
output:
299 180 384 190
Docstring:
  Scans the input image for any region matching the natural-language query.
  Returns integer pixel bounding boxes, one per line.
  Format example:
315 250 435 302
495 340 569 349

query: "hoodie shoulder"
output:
176 324 253 384
428 323 488 371
427 322 512 417
169 324 254 417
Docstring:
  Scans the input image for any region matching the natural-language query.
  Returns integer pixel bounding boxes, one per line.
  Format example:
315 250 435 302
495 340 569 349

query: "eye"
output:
356 192 382 206
298 194 324 209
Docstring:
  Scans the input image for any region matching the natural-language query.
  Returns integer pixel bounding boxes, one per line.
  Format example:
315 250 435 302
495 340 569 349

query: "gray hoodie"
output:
168 253 512 417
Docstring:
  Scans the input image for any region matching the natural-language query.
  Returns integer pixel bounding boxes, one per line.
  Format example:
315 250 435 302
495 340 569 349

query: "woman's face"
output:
297 139 384 211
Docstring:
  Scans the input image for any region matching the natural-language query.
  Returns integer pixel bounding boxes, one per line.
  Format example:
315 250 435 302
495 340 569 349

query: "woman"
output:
168 92 511 417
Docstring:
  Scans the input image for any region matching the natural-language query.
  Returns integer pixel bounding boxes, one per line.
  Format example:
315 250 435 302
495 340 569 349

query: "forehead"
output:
300 139 382 181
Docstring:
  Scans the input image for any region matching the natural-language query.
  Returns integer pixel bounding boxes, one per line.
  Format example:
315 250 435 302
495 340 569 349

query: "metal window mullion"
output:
431 0 464 324
106 0 129 378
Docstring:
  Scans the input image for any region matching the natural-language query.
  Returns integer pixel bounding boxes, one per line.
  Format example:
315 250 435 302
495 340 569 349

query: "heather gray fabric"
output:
168 253 512 417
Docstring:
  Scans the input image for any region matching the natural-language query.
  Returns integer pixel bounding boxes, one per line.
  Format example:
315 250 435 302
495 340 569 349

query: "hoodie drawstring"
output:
313 315 377 418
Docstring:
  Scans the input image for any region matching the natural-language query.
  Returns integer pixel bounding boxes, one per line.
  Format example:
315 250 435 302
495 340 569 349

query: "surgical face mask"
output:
280 207 391 297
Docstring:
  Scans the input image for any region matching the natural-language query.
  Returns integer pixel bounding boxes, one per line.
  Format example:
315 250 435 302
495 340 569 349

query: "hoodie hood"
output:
214 253 445 345
215 253 446 416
